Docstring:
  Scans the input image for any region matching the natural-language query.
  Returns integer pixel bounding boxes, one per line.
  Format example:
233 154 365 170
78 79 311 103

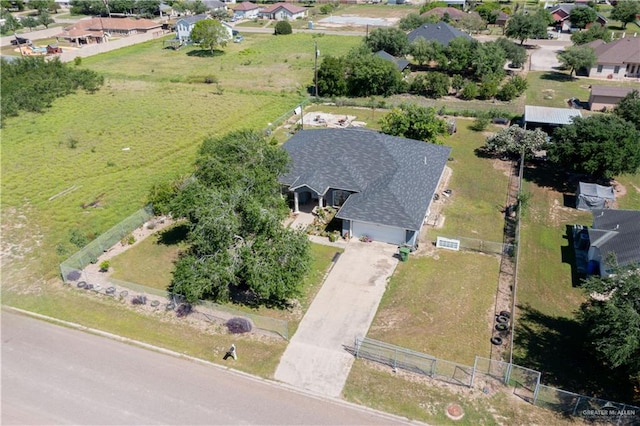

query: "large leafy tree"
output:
152 130 311 305
316 55 347 97
399 12 426 31
1 57 103 124
579 264 640 383
610 0 640 29
505 12 547 45
364 27 409 57
445 37 478 74
483 125 548 158
380 103 448 143
476 2 501 25
471 41 506 79
459 13 487 34
569 6 597 29
410 38 446 66
614 89 640 130
345 52 403 97
548 114 640 179
570 23 611 45
557 45 596 77
190 19 231 54
495 37 527 68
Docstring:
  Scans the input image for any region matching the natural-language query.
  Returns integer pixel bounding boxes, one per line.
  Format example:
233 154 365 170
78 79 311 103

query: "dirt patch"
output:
302 111 363 128
492 158 513 178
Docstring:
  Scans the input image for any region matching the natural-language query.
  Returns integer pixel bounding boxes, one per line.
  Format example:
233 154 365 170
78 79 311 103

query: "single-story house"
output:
375 50 410 72
233 1 260 20
587 209 640 276
202 0 227 12
57 17 162 46
258 3 307 20
175 15 233 43
576 182 615 211
588 85 636 111
421 7 468 21
280 128 451 247
587 37 640 80
523 105 582 131
407 21 472 47
547 3 607 32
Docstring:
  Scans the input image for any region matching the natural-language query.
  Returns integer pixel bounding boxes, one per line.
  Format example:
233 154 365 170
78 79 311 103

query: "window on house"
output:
597 65 603 73
631 65 636 74
332 190 351 207
614 66 620 74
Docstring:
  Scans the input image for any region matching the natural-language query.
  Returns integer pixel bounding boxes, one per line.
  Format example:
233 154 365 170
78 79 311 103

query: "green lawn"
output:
368 250 499 365
525 71 639 109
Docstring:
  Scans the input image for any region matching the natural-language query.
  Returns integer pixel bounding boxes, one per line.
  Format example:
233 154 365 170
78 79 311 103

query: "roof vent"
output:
437 26 441 29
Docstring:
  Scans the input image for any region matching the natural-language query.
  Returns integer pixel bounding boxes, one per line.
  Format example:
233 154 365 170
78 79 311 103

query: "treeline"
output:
1 57 104 125
316 29 527 102
70 0 160 17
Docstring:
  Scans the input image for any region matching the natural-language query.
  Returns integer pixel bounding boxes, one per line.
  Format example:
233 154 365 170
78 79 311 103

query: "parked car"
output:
234 35 244 43
10 36 30 45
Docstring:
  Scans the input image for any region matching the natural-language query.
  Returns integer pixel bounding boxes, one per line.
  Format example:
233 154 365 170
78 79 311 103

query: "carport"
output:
524 105 581 132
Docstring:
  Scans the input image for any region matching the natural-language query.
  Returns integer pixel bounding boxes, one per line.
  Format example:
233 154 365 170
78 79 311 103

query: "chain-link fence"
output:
60 206 154 281
352 342 639 423
435 235 514 256
535 385 639 425
354 337 473 387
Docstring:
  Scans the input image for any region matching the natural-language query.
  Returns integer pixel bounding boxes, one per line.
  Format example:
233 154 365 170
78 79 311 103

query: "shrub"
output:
511 75 528 94
69 229 89 248
226 317 253 333
471 116 490 131
497 82 519 101
460 82 478 100
99 260 110 272
478 75 500 100
274 21 292 35
74 56 82 66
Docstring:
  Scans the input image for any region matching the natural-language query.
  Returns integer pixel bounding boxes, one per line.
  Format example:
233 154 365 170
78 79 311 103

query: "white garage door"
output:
352 221 406 245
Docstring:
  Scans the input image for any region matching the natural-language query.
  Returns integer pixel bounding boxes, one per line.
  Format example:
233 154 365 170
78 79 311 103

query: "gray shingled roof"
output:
590 85 636 98
524 105 582 126
589 209 640 268
407 21 471 46
375 50 410 71
177 14 208 25
280 128 451 231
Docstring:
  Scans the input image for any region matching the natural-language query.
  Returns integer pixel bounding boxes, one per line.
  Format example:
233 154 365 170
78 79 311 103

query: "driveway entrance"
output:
274 241 399 397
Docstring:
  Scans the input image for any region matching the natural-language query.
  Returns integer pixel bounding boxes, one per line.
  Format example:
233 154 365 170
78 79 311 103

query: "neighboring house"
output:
421 7 468 21
258 3 307 20
375 50 410 72
233 1 260 20
203 0 227 12
576 182 615 211
176 14 208 42
587 37 640 80
443 0 466 6
57 17 162 45
407 21 472 47
588 85 636 111
524 105 582 131
280 128 451 247
587 209 640 277
159 2 178 19
547 3 607 32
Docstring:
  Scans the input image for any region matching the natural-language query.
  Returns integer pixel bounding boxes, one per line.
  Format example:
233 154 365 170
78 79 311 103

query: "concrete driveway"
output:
275 240 399 397
529 39 571 72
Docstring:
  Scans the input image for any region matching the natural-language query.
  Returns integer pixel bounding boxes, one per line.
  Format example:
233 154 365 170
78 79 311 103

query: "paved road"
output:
1 310 410 425
275 241 398 397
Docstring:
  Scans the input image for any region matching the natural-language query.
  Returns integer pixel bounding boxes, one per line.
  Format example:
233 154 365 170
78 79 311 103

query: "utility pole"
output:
314 41 319 100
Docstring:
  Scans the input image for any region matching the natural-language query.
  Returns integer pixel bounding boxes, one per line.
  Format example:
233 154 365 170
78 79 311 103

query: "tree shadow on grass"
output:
539 71 574 82
514 304 634 403
523 161 581 194
186 49 225 58
157 223 189 246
